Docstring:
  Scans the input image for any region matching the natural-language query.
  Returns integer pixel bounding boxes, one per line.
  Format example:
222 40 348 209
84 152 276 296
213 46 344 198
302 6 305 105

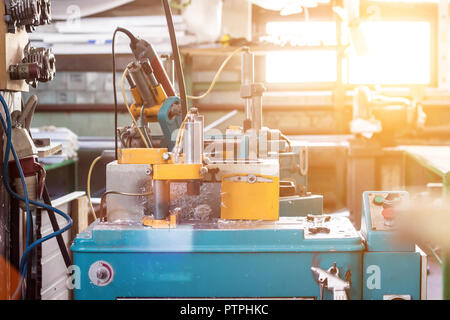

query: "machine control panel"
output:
367 192 408 231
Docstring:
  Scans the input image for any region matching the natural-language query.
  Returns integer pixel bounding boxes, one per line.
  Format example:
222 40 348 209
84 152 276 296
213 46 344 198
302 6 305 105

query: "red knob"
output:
382 208 396 220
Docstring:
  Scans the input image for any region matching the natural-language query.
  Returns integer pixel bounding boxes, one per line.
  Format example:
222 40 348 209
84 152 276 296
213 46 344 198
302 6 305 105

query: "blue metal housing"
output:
72 220 364 300
71 192 425 300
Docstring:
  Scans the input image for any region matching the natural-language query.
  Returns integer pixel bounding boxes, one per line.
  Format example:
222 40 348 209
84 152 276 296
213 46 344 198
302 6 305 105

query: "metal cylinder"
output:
184 114 203 164
154 180 170 220
241 51 254 85
128 62 156 107
241 51 254 122
252 95 263 133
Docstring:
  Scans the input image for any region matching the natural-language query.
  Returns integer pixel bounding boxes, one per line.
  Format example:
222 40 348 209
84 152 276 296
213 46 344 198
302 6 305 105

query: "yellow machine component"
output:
130 84 167 121
221 174 280 221
130 87 143 105
118 148 170 165
153 163 203 181
142 211 178 228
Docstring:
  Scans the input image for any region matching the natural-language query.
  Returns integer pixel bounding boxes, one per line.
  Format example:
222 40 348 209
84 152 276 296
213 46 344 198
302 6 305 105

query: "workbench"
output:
400 145 450 300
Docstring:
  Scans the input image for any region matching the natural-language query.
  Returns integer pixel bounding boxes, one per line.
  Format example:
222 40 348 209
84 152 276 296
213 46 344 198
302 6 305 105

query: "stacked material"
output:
30 127 79 164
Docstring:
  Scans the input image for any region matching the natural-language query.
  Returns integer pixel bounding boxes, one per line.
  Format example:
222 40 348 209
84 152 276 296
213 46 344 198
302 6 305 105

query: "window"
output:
348 21 431 85
264 20 431 85
265 21 337 83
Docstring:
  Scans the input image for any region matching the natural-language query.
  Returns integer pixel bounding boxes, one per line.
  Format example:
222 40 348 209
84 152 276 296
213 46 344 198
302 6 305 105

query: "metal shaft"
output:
154 180 170 220
184 113 203 164
241 50 254 122
252 95 263 133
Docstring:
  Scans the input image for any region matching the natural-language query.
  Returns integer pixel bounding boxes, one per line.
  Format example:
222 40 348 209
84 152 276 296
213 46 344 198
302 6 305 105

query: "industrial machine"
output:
71 3 426 300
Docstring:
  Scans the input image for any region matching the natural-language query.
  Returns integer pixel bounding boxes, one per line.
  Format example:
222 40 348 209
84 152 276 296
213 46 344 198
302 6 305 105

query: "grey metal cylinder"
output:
128 62 156 107
252 95 263 133
154 180 170 220
241 51 254 85
241 51 254 121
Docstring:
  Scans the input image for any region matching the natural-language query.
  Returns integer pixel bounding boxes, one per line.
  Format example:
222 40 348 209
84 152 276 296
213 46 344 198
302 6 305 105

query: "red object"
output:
9 156 46 198
382 208 396 220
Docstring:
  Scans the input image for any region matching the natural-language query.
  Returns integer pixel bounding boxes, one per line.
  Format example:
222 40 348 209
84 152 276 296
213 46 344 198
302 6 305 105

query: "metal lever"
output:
311 262 351 300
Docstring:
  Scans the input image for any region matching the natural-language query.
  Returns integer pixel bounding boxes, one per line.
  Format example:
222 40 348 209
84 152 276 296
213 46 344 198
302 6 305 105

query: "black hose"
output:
112 27 139 160
112 29 119 161
162 0 188 119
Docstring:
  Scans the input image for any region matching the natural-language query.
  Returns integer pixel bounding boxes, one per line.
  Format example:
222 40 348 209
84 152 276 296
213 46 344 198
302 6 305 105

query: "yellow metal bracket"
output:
153 163 203 181
142 212 178 228
118 148 169 165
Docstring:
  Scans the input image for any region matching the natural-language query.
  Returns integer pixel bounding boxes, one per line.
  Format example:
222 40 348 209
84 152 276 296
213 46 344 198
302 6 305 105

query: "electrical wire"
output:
173 109 194 156
87 156 101 221
0 95 72 300
112 27 139 160
139 105 153 148
280 133 293 152
99 190 153 220
186 46 247 100
121 68 150 148
0 96 31 299
112 29 119 160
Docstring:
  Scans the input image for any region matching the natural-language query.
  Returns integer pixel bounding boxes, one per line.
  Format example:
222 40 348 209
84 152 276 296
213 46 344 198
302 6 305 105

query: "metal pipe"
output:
241 50 254 123
128 62 156 107
184 113 203 164
204 110 238 132
252 95 263 133
154 180 170 220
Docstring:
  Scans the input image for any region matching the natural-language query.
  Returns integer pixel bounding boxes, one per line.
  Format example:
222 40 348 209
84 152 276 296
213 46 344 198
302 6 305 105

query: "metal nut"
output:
247 174 257 184
200 166 208 177
162 152 171 161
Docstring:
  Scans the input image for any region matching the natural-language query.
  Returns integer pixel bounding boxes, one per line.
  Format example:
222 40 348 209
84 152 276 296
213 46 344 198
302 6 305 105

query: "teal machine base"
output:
72 217 364 300
72 191 426 300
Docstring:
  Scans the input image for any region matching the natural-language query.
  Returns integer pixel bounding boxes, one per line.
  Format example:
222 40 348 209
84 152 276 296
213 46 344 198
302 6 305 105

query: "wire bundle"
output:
0 94 72 299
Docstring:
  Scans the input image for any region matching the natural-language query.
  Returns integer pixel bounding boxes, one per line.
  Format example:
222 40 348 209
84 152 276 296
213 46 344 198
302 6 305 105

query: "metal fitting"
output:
200 166 208 177
162 152 171 161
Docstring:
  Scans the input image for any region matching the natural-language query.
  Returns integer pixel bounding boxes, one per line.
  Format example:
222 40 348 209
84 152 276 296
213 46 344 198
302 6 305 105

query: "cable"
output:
99 190 153 220
87 156 101 221
186 46 247 100
112 29 119 160
112 27 139 160
121 68 150 148
0 95 72 299
0 95 31 299
139 105 153 148
280 133 293 152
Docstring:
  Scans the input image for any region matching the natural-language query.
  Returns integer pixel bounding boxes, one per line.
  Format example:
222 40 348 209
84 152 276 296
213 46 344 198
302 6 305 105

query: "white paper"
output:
51 0 135 20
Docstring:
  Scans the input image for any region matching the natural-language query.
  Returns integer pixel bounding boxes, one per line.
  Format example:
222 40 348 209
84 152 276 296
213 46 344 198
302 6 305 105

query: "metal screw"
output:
200 167 208 177
163 152 171 161
145 167 152 175
247 174 257 184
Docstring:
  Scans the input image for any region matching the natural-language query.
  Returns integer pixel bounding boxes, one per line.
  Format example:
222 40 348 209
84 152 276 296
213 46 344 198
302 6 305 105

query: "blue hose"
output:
0 94 73 298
